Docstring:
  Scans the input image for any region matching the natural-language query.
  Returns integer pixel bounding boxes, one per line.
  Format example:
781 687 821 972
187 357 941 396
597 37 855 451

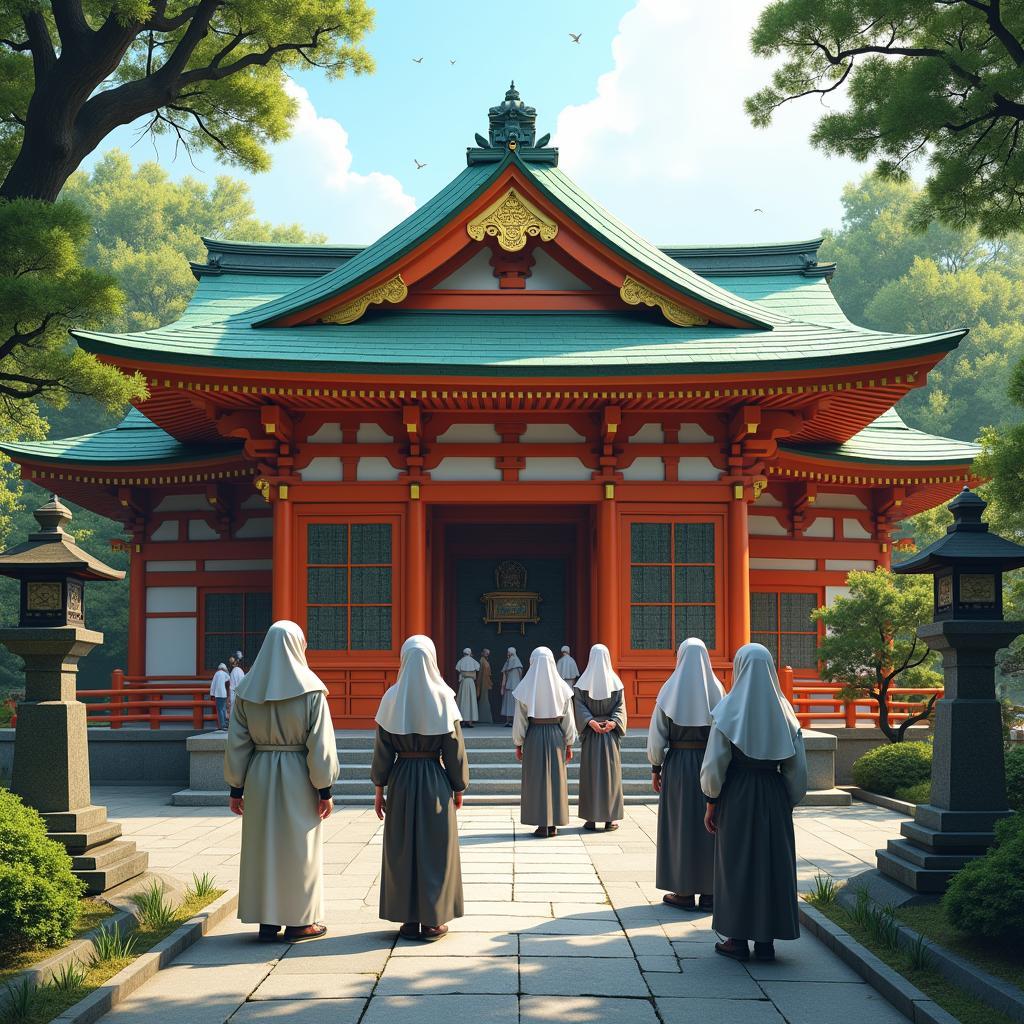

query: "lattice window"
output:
629 522 717 651
750 591 819 669
306 522 393 651
202 591 271 670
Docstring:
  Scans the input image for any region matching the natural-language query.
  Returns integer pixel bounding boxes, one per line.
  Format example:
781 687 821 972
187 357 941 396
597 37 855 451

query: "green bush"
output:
1006 745 1024 812
0 790 84 957
852 741 932 796
893 781 931 804
944 813 1024 943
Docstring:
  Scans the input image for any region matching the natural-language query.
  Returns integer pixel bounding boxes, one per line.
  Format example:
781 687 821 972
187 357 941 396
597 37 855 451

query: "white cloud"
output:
240 81 417 243
553 0 864 244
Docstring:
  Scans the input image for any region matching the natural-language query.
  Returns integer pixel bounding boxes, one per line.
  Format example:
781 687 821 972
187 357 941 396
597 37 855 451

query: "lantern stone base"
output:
43 805 150 894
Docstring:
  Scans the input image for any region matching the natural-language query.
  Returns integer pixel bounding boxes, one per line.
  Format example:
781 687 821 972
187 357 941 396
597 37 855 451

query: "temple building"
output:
2 86 978 727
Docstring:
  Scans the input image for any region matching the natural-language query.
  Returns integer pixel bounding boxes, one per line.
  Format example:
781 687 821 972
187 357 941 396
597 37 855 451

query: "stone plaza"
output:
90 786 914 1024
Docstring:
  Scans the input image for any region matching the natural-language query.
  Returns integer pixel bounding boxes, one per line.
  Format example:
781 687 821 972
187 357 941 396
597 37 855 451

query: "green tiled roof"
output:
781 409 979 465
248 153 776 330
0 409 240 466
73 310 964 377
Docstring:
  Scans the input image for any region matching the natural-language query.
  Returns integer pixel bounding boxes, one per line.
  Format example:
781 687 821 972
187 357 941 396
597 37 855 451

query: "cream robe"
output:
224 690 339 926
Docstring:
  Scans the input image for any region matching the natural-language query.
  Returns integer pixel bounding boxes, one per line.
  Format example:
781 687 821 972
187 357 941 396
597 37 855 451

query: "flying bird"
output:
753 207 764 213
412 56 423 63
414 159 427 170
449 58 457 65
569 32 582 43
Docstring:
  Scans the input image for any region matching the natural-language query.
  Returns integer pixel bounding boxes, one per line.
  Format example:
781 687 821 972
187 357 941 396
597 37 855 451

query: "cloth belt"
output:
670 741 706 750
397 751 440 759
254 744 305 752
732 762 781 773
529 717 561 725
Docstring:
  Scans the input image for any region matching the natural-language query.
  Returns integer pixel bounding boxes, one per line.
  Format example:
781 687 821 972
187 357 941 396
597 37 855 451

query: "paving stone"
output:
646 956 765 999
656 997 786 1023
360 995 519 1024
390 931 517 957
273 950 389 975
520 956 648 997
250 974 376 1000
744 935 862 983
228 999 366 1023
638 955 681 973
758 981 910 1023
519 933 634 957
448 915 550 933
520 995 660 1023
375 955 519 995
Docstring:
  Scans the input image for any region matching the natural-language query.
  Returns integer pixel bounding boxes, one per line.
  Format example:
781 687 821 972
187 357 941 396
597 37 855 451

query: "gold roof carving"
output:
466 188 558 252
620 275 709 327
320 273 408 325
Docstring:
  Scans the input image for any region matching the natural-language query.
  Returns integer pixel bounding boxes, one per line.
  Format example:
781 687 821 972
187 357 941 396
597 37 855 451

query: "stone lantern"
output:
878 487 1023 894
0 495 148 894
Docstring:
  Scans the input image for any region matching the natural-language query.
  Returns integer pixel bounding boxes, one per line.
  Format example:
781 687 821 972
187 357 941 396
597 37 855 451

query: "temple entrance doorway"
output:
431 507 591 690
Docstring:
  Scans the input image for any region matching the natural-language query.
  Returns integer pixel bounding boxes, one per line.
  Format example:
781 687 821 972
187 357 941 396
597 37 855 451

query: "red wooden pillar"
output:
271 485 294 622
726 490 751 665
127 531 146 679
405 491 428 637
596 489 619 660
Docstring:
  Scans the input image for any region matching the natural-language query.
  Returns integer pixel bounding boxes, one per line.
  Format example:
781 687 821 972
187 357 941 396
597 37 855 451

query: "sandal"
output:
283 923 327 941
421 924 448 942
662 893 696 910
399 922 420 939
257 924 281 942
604 822 619 831
715 939 750 962
583 821 598 831
698 895 713 910
753 941 775 961
533 826 549 838
548 826 557 837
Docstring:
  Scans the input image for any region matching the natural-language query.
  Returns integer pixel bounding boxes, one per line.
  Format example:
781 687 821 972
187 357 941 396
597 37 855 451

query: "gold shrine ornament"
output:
466 188 558 252
620 275 709 327
320 273 408 325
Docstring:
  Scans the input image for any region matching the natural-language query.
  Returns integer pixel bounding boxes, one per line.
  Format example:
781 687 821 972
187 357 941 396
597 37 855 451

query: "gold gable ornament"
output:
467 188 558 253
481 559 542 635
620 275 709 327
320 273 408 325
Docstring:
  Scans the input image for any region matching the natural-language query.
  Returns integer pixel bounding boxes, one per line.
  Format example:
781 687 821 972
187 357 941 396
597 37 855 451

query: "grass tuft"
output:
130 883 176 930
90 922 136 965
803 872 839 907
187 872 218 900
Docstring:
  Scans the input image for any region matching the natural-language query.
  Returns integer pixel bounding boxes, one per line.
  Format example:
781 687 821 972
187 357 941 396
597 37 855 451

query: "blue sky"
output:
92 0 867 246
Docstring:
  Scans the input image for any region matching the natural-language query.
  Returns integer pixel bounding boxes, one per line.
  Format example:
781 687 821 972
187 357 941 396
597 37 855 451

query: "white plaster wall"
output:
146 560 196 573
678 423 714 443
188 520 220 541
754 490 784 507
842 517 873 540
145 617 197 675
436 423 501 443
205 559 274 572
825 559 875 572
528 248 591 290
154 494 210 512
622 457 665 481
748 515 787 537
307 422 344 443
146 587 197 613
678 457 721 480
357 422 393 442
357 457 402 481
150 520 179 542
815 493 867 509
434 248 495 289
520 423 587 443
430 457 502 481
519 457 592 481
825 585 852 606
235 516 273 539
628 423 665 443
300 457 344 481
804 518 835 539
749 557 817 571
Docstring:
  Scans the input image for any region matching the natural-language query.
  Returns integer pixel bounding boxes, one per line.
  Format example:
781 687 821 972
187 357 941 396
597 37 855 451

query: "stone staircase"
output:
43 805 150 895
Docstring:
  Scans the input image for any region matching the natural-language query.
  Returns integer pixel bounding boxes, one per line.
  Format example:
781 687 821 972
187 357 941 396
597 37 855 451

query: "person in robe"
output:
556 645 580 684
648 638 725 910
210 662 230 730
500 647 523 727
224 621 339 943
701 642 807 962
227 654 245 719
574 643 627 831
512 646 578 837
476 648 494 724
372 635 469 941
454 648 480 727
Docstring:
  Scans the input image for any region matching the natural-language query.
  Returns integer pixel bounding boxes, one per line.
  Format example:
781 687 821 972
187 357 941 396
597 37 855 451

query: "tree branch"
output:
22 9 56 80
50 0 91 50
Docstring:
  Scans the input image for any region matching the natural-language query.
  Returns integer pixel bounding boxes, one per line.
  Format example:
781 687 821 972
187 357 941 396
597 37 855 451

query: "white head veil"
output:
376 635 463 736
233 620 327 704
513 646 574 718
655 638 725 726
555 645 580 680
455 648 480 673
575 643 624 701
711 642 800 760
503 647 523 671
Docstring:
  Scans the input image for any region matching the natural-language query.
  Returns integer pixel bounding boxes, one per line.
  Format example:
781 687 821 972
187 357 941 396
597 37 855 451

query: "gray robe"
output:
648 709 714 895
512 698 578 827
370 725 469 926
574 690 627 823
224 690 339 926
702 727 808 942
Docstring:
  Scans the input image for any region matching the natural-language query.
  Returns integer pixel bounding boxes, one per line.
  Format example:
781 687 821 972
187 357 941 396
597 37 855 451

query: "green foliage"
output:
894 781 932 805
852 741 933 795
131 882 175 930
803 872 839 907
1005 745 1024 812
48 963 86 993
90 921 136 964
0 791 84 957
944 813 1024 943
0 978 36 1024
187 872 218 900
748 0 1024 235
813 569 941 741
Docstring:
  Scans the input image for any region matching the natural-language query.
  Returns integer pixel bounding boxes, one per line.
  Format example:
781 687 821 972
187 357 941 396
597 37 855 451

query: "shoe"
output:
284 923 327 941
464 722 474 728
698 895 713 910
753 941 775 961
399 923 420 939
583 821 597 831
715 939 750 962
504 722 513 727
421 924 448 942
257 924 281 942
662 893 696 910
604 822 619 831
548 826 558 837
534 826 549 838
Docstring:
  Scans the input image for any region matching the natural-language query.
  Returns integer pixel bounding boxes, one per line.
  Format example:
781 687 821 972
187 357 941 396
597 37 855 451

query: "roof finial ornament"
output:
468 83 557 166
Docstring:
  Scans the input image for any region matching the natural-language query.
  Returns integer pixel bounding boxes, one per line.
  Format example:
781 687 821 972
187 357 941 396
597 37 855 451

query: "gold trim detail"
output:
466 188 558 252
320 274 408 325
619 276 709 327
752 478 766 499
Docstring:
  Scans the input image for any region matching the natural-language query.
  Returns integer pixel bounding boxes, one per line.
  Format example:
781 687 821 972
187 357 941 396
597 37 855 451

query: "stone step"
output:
169 788 659 807
76 850 150 897
900 820 998 853
883 838 979 872
335 734 651 750
335 763 655 779
49 820 123 854
332 777 657 795
42 805 109 833
72 839 138 871
876 847 958 894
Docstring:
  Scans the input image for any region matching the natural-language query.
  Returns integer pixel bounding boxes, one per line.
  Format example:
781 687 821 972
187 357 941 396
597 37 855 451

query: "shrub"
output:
894 781 931 805
944 813 1024 943
0 790 84 957
1005 745 1024 811
852 741 932 796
